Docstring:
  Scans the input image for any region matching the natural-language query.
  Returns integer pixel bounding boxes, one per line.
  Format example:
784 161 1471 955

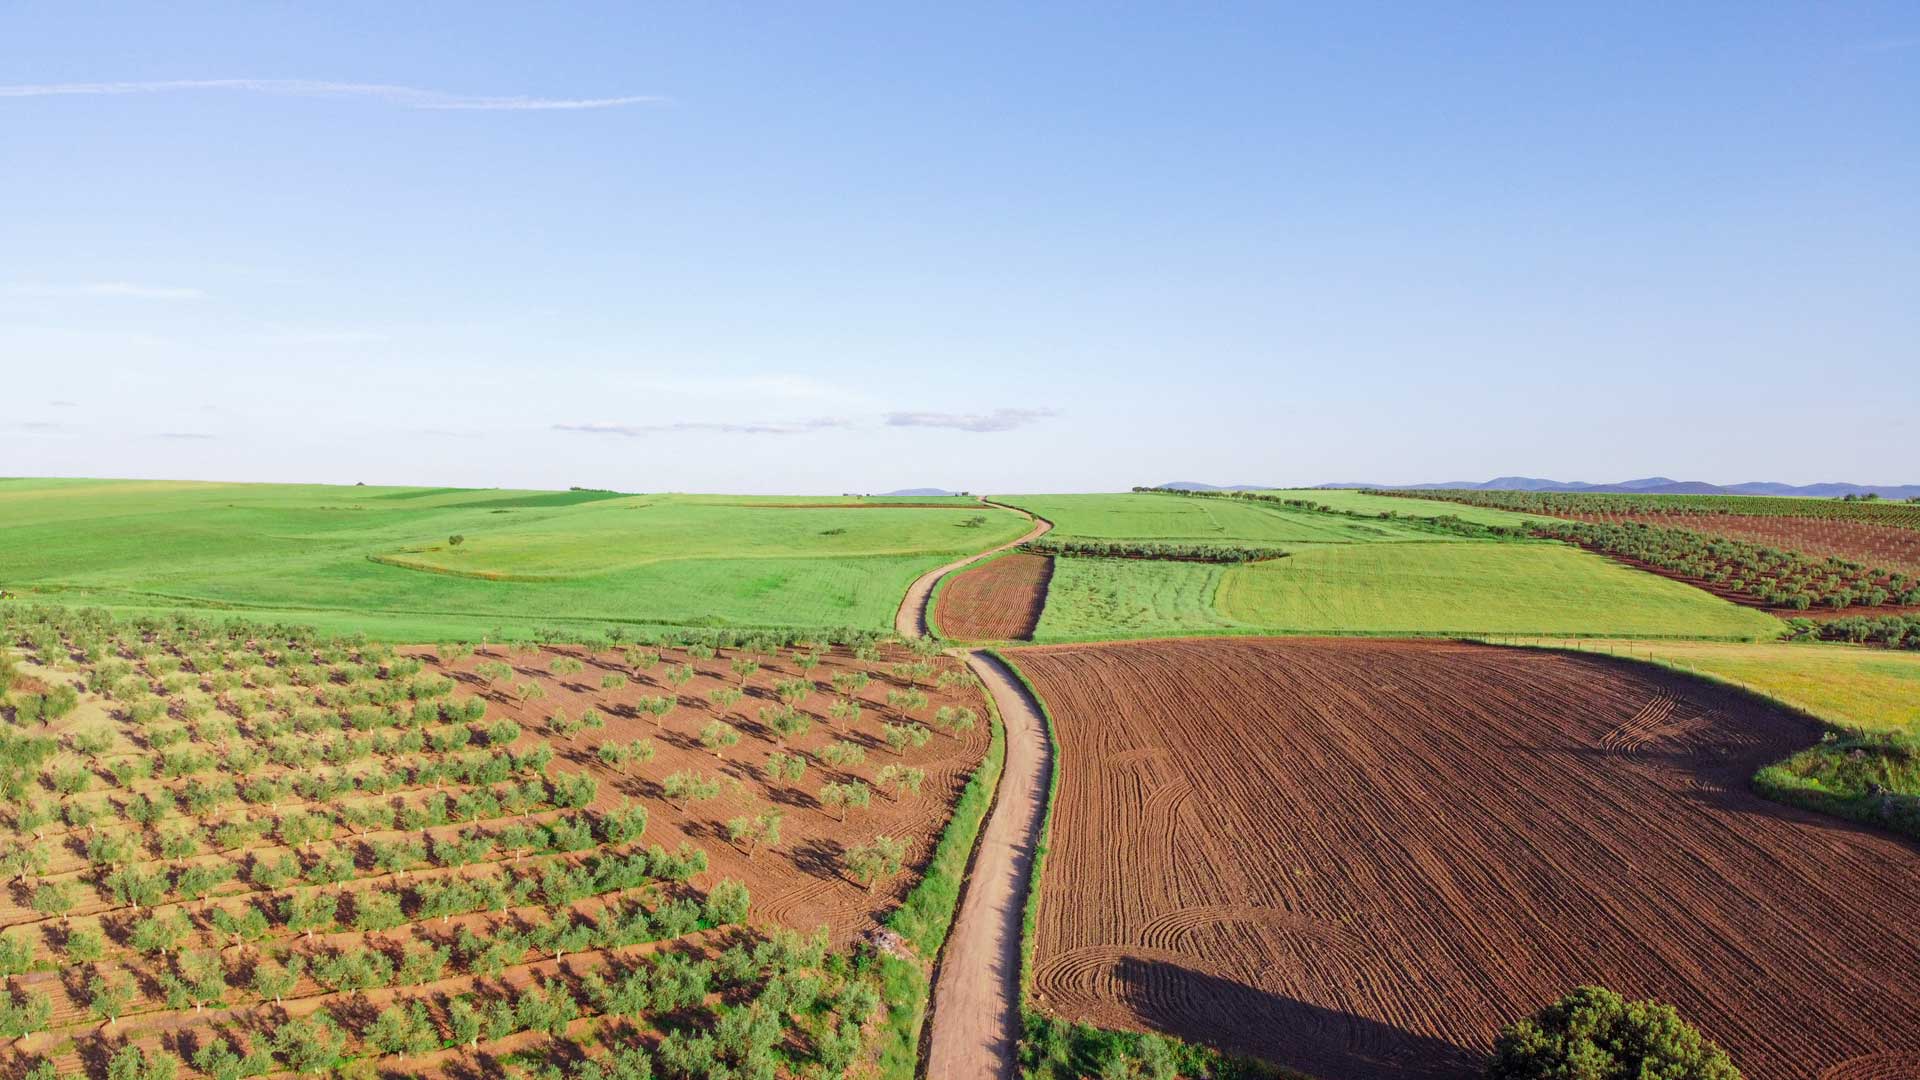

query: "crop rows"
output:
1008 637 1920 1079
0 604 989 1080
1365 491 1918 613
1373 488 1920 528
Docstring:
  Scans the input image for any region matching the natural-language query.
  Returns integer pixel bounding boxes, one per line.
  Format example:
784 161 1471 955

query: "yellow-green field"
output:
1503 637 1920 734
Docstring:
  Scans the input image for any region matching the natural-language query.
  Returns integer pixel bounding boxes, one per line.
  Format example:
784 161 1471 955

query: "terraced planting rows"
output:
1381 488 1920 582
0 606 991 1079
1006 637 1920 1080
1378 489 1920 529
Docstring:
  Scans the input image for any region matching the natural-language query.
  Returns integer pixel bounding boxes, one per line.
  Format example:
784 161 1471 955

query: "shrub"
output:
1487 985 1740 1079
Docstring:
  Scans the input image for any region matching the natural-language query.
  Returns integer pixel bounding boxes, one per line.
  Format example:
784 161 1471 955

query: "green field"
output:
1215 543 1784 639
1029 541 1783 642
1031 558 1243 640
995 492 1443 545
0 478 1029 640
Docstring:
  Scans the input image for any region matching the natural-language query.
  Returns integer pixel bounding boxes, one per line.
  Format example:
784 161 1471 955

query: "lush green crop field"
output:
0 478 1028 640
1027 541 1782 642
994 492 1439 545
1215 543 1781 639
1030 558 1243 640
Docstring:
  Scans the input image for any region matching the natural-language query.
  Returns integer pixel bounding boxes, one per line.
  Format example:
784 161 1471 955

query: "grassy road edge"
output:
873 670 1010 1078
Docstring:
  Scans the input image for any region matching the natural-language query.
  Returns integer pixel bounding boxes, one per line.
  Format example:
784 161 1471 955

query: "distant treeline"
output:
1784 614 1920 649
1020 537 1288 564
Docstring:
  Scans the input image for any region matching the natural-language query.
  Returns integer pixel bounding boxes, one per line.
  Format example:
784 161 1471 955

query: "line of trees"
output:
1020 538 1289 563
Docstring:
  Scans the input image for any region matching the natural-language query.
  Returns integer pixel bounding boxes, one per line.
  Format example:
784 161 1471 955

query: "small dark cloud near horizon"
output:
154 432 216 440
554 417 852 438
885 408 1057 433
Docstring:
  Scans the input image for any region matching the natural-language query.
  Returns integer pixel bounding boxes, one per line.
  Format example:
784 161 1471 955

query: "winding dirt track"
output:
1009 637 1920 1080
922 651 1053 1080
899 501 1055 1080
893 501 1051 638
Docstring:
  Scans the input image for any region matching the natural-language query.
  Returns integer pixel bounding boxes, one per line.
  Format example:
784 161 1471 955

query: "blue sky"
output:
3 3 1915 493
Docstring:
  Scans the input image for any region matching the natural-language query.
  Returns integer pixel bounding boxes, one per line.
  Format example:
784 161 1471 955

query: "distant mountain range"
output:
1158 478 1920 499
878 487 965 497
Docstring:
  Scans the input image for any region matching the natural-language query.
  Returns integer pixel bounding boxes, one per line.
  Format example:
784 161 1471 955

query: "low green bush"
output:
1487 985 1740 1079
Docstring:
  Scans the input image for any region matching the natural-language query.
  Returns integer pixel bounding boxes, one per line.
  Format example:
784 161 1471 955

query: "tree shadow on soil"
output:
1111 956 1482 1080
1488 652 1920 855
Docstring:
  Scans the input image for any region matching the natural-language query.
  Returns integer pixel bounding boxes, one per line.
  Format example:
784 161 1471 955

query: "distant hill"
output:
879 487 966 497
1156 481 1275 492
1309 477 1920 499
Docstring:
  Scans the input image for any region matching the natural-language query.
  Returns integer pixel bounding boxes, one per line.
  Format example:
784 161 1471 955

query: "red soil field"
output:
1009 637 1920 1080
417 642 992 942
0 641 988 1073
1562 509 1920 579
934 552 1053 641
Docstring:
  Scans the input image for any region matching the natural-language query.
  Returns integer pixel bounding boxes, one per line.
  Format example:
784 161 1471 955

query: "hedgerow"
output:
1020 537 1287 563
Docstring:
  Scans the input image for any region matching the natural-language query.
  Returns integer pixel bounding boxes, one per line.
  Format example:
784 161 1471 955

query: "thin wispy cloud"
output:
0 79 661 111
885 408 1058 433
6 282 206 300
154 432 216 440
50 400 78 408
555 418 852 438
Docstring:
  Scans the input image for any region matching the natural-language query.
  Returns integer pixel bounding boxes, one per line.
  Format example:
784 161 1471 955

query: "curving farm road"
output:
893 500 1051 639
921 649 1052 1080
896 500 1055 1080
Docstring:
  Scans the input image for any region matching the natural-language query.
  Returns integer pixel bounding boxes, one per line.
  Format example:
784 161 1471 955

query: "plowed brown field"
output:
934 552 1053 641
1009 637 1920 1080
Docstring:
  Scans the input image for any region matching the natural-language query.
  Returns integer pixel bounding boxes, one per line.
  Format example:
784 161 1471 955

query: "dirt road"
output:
893 501 1051 638
922 649 1053 1080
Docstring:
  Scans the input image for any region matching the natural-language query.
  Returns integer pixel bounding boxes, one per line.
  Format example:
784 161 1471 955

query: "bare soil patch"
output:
1009 637 1920 1080
935 554 1053 642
